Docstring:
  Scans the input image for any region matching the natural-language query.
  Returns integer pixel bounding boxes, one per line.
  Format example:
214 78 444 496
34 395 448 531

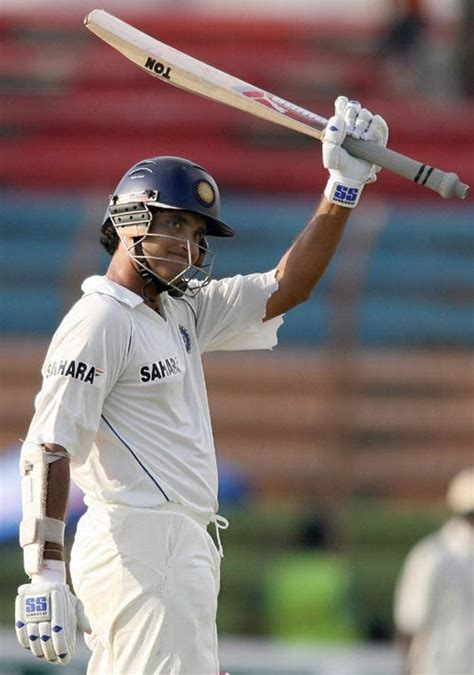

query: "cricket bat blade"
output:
84 9 469 200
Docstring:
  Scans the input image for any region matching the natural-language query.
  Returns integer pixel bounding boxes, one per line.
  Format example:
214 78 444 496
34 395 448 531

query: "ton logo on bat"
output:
144 57 171 79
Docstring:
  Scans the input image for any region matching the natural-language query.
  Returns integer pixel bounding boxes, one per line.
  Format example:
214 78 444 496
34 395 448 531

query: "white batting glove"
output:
15 561 90 665
323 96 389 208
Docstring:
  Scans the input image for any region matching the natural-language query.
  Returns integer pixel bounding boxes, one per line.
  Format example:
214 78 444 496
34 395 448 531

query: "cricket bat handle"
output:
342 136 469 200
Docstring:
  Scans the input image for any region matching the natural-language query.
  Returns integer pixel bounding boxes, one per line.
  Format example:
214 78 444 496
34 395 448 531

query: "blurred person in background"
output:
265 512 359 643
380 0 426 56
458 0 474 98
394 467 474 675
377 0 428 95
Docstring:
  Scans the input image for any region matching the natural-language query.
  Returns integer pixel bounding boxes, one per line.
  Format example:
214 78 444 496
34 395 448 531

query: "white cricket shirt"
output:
26 272 283 518
394 517 474 675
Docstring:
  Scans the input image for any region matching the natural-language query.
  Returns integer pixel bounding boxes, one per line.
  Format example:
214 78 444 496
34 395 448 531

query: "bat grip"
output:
342 136 469 200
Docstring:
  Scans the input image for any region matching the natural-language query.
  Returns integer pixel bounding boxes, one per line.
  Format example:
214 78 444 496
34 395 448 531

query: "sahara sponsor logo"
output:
139 356 182 383
45 359 104 385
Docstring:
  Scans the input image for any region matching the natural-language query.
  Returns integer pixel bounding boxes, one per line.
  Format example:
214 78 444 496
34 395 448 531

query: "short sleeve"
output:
393 537 439 633
191 270 284 353
25 295 132 461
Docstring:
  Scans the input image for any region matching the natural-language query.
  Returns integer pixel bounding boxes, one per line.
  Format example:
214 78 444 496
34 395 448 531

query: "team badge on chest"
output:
179 324 192 353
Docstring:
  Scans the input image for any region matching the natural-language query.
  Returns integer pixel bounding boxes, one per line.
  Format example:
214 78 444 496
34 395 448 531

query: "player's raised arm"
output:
265 97 389 321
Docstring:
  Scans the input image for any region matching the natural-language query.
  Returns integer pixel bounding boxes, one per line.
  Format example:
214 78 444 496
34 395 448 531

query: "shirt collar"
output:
81 275 144 308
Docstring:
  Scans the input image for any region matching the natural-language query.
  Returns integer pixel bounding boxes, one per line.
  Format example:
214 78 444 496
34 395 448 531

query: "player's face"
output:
141 210 207 282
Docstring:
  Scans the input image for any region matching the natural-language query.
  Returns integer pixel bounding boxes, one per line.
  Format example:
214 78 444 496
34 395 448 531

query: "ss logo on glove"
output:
25 595 49 619
334 185 360 205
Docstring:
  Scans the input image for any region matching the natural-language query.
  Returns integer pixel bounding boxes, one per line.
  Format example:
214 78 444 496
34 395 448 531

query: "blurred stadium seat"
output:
1 11 473 194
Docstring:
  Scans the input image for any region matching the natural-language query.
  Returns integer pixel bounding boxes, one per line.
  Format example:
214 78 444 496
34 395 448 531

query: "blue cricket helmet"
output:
102 156 235 237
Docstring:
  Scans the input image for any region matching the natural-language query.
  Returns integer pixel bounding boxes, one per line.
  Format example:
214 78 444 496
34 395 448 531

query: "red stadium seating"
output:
0 11 471 198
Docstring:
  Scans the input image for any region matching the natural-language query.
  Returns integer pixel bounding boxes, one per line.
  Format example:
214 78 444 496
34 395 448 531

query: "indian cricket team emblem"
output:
194 179 215 207
179 324 192 353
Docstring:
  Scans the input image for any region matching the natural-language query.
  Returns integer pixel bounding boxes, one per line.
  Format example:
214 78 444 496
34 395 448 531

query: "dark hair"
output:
100 223 119 256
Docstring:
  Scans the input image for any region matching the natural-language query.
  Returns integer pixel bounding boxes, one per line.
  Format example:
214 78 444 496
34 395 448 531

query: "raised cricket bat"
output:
84 9 469 200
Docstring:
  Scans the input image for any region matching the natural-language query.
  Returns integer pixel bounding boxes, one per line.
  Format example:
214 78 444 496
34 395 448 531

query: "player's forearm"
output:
43 443 70 562
265 197 350 320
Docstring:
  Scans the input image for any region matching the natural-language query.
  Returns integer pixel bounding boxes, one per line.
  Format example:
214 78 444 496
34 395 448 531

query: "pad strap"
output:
19 517 65 547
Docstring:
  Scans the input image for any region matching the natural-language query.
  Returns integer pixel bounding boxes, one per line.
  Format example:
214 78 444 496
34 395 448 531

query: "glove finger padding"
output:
352 108 372 140
50 588 75 664
15 593 31 650
363 114 389 146
322 115 347 172
38 621 57 662
343 100 362 134
362 114 390 180
26 622 43 658
334 95 349 117
15 581 83 666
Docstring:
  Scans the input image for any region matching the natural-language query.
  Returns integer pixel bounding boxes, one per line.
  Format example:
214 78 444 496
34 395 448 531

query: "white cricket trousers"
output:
70 503 221 675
